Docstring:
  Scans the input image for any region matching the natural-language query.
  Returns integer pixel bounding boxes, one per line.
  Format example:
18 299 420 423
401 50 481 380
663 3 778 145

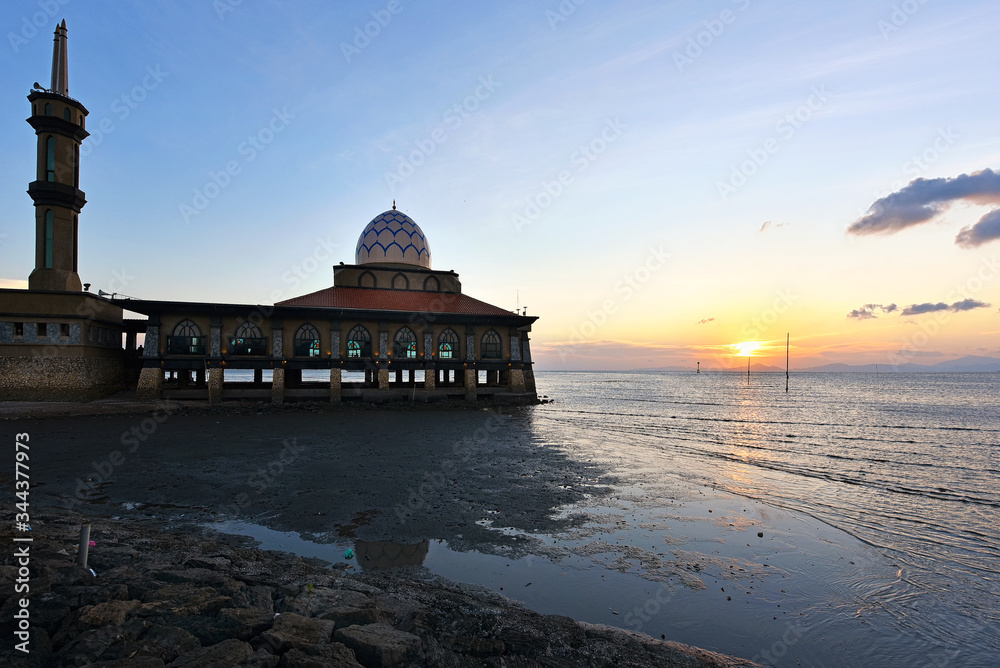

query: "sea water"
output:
526 371 999 667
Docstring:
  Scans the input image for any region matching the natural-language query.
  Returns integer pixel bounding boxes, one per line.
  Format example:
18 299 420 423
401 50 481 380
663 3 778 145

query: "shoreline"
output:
0 506 762 667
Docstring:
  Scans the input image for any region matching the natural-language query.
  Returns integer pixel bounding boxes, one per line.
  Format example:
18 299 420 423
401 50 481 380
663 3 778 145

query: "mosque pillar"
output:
522 333 536 394
271 321 285 404
508 328 526 393
136 322 161 400
465 326 477 402
272 368 285 404
423 330 435 391
330 320 341 403
330 367 341 402
207 317 224 404
378 324 389 390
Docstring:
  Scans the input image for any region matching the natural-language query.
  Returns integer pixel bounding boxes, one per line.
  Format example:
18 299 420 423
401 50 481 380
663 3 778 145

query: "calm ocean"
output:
527 370 999 667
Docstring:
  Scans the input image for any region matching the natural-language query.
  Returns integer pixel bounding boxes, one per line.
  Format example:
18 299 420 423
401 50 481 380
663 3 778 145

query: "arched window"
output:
294 323 321 357
481 330 502 359
392 273 409 290
359 271 376 288
393 327 417 359
73 144 79 187
44 103 51 116
438 329 459 359
347 325 371 358
72 215 78 272
423 276 440 292
46 136 56 181
167 319 206 355
63 108 71 121
44 210 54 269
230 321 266 355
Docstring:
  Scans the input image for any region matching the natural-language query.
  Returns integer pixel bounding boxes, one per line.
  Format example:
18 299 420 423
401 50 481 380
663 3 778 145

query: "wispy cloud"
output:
901 299 990 316
697 317 715 324
849 168 1000 247
847 303 897 319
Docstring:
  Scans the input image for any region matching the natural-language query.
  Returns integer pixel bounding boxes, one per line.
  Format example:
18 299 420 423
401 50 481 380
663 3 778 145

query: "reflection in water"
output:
355 540 429 570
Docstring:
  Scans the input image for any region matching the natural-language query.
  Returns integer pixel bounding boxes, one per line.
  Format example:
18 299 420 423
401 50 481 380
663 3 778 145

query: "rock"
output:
166 638 254 667
334 623 422 668
137 584 232 617
218 606 274 640
278 643 363 668
233 585 275 612
261 613 336 653
142 624 202 663
244 647 281 668
79 599 142 627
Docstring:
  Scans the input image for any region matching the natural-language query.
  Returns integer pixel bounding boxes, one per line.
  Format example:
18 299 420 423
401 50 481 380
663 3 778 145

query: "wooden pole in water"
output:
747 355 750 385
785 332 789 393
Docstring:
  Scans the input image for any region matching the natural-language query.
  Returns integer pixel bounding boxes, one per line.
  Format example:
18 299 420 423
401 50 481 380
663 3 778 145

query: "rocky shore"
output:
1 507 762 667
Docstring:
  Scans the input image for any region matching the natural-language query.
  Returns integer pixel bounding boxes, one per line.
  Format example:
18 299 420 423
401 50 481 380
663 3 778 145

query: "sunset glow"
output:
731 341 763 358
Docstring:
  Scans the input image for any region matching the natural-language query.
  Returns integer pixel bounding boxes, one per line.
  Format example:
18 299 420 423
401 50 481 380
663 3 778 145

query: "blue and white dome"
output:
355 208 431 268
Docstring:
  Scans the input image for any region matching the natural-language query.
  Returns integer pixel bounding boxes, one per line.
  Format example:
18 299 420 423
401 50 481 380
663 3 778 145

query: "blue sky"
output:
2 1 998 369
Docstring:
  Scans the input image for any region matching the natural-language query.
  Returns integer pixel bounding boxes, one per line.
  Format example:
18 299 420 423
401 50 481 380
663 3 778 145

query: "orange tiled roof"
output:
277 286 517 317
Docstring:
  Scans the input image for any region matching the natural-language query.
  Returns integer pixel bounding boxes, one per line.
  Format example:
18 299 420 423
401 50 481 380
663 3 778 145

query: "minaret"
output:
26 20 89 292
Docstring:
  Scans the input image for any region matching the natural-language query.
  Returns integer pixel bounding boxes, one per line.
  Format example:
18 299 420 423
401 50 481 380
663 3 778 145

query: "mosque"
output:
0 22 538 404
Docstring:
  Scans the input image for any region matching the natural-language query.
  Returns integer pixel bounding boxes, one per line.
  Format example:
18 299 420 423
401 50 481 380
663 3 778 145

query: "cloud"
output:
902 302 949 316
759 221 787 233
849 169 1000 246
697 317 715 324
901 299 991 316
955 208 1000 248
847 303 897 319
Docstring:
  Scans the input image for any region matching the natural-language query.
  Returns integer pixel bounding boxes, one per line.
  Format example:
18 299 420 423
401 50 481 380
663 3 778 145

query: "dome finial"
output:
392 199 396 210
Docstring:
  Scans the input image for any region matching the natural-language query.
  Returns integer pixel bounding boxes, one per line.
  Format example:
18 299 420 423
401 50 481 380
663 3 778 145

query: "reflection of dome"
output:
355 208 431 268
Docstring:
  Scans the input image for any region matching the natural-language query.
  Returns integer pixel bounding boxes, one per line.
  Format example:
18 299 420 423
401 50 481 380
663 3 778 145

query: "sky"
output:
1 0 999 370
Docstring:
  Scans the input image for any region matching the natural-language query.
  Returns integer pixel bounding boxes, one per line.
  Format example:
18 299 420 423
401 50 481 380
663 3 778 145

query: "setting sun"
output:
731 341 762 357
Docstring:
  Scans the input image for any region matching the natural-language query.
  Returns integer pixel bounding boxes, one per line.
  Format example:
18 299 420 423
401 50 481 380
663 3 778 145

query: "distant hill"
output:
641 356 1000 373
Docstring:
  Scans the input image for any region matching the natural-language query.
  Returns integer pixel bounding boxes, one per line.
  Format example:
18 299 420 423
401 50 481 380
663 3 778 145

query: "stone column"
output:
464 368 477 402
423 330 435 390
378 327 389 390
272 368 285 404
136 322 162 399
509 329 526 392
522 333 536 394
330 367 341 402
330 320 341 403
136 367 162 399
208 367 224 404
